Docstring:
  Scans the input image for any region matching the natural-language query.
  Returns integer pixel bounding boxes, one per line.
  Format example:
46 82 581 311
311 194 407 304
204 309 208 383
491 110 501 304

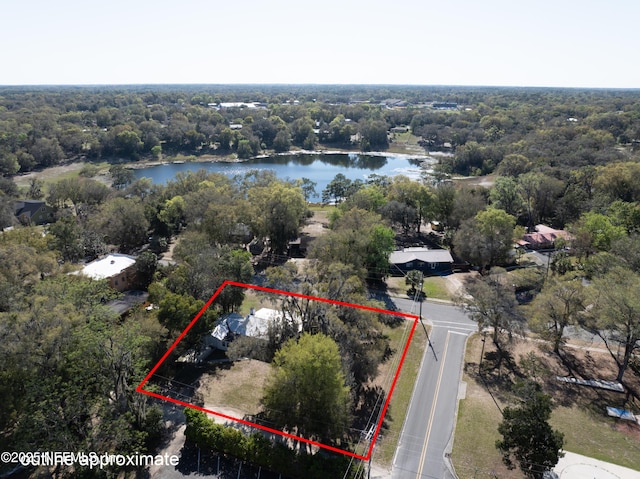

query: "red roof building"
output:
517 225 574 250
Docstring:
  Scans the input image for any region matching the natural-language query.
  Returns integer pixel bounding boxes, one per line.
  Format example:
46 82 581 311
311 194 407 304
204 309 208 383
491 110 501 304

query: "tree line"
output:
1 85 639 176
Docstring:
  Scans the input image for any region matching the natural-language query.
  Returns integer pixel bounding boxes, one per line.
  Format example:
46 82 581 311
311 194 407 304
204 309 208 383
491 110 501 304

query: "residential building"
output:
207 307 302 351
14 200 54 225
389 247 454 275
80 253 137 292
517 224 574 250
432 102 458 110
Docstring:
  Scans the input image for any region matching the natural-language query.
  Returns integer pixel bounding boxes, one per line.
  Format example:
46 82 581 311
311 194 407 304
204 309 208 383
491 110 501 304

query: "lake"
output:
132 153 432 200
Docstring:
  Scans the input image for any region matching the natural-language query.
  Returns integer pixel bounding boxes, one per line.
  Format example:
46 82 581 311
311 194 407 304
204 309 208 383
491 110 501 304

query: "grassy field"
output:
451 335 640 478
387 132 426 155
13 161 110 190
451 385 515 479
307 203 337 212
238 289 261 315
551 405 640 469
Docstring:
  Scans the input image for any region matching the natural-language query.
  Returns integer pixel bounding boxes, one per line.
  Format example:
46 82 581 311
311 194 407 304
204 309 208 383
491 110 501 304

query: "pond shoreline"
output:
12 148 448 189
123 148 436 170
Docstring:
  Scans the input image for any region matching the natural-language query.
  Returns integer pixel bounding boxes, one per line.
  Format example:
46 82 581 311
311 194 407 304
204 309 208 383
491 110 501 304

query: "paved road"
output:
389 300 476 479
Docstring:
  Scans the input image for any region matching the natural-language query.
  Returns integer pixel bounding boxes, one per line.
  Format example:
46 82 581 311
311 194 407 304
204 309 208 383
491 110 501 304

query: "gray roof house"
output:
389 247 454 275
14 200 54 225
206 307 302 351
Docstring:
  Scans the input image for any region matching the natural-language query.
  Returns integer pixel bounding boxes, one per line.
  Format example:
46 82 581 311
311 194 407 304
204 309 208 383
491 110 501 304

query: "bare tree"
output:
455 268 524 348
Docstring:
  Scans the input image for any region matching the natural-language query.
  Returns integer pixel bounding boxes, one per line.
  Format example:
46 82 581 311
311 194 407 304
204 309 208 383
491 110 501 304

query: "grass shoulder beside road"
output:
374 321 428 466
451 335 640 479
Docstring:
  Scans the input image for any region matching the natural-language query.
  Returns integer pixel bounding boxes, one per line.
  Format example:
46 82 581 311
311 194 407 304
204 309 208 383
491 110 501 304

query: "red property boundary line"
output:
136 280 419 461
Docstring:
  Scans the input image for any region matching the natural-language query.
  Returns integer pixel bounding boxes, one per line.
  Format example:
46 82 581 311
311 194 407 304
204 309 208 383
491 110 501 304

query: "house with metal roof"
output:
207 307 302 351
389 247 454 275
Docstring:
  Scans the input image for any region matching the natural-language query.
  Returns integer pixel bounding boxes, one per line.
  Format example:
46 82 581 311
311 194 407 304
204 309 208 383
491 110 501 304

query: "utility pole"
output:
418 271 436 360
479 331 487 374
419 271 424 320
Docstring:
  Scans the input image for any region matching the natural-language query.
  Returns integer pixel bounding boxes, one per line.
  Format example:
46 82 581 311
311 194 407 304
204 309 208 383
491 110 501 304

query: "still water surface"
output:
132 153 430 199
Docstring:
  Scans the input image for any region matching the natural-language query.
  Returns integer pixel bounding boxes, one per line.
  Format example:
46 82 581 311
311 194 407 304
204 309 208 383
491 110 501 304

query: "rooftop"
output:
212 307 301 341
389 248 454 264
14 200 46 218
106 290 149 315
82 253 136 280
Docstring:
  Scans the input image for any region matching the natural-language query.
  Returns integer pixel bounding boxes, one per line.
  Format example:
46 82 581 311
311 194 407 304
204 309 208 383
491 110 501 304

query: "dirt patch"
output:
463 334 640 410
452 174 497 188
385 276 408 297
198 359 271 417
159 235 180 262
299 208 330 254
444 271 479 297
302 209 330 236
615 421 640 441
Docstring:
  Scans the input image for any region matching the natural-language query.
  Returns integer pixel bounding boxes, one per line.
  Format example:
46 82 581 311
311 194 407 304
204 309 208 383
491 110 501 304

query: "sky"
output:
1 0 639 88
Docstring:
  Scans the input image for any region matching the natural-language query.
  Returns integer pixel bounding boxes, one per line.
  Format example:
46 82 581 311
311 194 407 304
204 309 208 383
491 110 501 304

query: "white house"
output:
207 307 302 351
80 254 137 292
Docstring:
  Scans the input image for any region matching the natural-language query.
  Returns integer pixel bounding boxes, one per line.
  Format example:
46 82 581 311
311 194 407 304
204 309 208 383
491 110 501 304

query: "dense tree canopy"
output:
261 333 351 441
248 180 308 254
1 84 637 178
0 274 165 456
310 208 395 281
453 208 516 270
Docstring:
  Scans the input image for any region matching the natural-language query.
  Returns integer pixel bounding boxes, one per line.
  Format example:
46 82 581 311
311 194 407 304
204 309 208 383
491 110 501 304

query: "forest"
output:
1 84 640 477
0 85 638 174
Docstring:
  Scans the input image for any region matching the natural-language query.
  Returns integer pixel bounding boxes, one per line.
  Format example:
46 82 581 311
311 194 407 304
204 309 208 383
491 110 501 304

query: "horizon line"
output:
1 82 639 91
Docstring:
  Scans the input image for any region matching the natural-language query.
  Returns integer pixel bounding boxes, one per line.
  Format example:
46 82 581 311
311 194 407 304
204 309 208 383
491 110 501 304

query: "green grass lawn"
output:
239 290 261 316
387 132 425 155
451 390 516 479
14 161 110 191
422 276 451 301
386 275 452 302
307 203 337 212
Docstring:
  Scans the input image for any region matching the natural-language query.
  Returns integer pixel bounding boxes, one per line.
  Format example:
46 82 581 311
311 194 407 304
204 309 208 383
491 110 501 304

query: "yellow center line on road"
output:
415 330 450 479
